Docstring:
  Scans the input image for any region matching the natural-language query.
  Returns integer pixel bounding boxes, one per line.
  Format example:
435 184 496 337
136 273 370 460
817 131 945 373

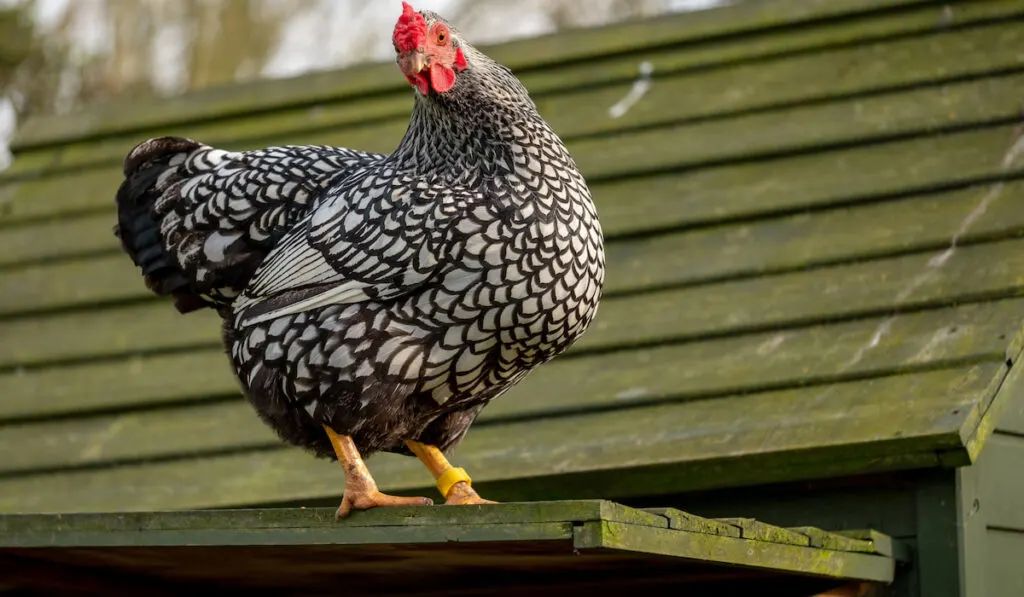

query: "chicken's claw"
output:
444 481 496 506
324 425 432 520
336 490 433 519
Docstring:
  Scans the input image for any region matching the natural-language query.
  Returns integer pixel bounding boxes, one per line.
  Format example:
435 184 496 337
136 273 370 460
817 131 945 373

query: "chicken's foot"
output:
324 426 433 519
405 440 496 506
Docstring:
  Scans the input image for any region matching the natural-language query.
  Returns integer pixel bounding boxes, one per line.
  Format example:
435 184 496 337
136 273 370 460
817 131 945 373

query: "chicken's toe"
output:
444 481 496 506
336 491 433 519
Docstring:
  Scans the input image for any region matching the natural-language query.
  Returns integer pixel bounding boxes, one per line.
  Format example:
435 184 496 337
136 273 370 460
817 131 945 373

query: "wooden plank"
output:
0 364 998 513
0 500 663 540
0 167 117 227
0 302 221 370
3 115 1020 274
568 86 1023 185
0 350 238 422
786 528 878 555
980 433 1024 531
986 529 1024 596
3 0 936 152
832 530 898 559
3 240 1024 423
7 5 1021 181
713 518 811 546
642 508 741 538
0 503 900 595
5 224 1024 372
0 301 1012 473
8 174 1024 319
600 177 1024 295
0 212 114 269
958 328 1024 461
580 236 1024 351
6 520 582 550
574 521 894 582
534 16 1024 143
525 3 1024 106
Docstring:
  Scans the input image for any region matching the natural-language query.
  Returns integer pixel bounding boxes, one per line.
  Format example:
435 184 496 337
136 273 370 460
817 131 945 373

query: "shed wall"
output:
980 395 1024 596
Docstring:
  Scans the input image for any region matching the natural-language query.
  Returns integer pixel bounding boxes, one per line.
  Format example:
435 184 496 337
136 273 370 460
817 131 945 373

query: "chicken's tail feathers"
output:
113 135 384 316
114 136 212 314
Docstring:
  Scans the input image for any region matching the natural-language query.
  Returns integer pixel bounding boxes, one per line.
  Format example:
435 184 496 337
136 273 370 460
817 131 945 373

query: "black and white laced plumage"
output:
114 3 604 513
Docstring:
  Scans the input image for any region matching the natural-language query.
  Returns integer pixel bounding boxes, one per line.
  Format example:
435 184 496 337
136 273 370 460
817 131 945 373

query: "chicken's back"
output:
114 136 383 314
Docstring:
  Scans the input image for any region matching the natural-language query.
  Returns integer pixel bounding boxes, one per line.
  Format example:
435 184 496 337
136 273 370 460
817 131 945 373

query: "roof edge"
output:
960 321 1024 461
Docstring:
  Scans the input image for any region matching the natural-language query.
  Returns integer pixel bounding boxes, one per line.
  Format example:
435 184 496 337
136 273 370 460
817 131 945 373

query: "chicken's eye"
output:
436 28 447 44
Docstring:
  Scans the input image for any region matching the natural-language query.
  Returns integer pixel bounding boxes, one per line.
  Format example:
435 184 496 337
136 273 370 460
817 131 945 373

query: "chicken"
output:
113 2 605 518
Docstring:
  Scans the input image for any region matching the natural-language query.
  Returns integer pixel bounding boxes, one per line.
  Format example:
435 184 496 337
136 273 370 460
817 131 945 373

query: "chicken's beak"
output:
399 49 427 77
409 50 426 75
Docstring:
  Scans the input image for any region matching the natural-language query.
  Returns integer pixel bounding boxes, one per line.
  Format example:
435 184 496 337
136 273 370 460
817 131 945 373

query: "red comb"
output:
393 2 426 52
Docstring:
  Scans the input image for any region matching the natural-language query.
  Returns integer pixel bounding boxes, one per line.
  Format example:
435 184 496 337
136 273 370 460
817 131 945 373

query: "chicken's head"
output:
393 2 468 96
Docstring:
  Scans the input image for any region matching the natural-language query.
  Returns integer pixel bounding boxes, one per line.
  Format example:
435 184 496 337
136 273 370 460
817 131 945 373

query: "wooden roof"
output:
0 500 901 595
1 0 1024 514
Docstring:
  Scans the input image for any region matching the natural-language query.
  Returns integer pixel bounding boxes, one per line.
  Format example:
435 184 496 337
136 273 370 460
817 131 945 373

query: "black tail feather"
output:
113 136 208 314
113 135 378 316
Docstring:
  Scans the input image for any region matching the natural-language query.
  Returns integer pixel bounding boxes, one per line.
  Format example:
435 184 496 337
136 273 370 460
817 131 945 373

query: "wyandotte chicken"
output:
114 2 605 517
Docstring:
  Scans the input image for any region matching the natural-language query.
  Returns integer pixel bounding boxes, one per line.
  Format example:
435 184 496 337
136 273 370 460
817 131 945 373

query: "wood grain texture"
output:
0 363 1000 513
4 228 1024 371
5 122 1023 283
6 171 1024 318
2 0 942 153
0 299 1014 474
574 521 893 581
3 234 1024 423
0 500 667 538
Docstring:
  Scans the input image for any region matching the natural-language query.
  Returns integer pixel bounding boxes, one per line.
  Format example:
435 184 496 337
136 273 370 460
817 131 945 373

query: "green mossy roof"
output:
0 0 1023 514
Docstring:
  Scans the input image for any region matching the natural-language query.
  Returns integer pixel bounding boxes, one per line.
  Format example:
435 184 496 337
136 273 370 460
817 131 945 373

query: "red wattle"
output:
430 63 456 93
407 73 430 96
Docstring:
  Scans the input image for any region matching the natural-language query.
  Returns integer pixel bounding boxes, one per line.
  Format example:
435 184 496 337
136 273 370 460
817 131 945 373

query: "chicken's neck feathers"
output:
386 45 589 218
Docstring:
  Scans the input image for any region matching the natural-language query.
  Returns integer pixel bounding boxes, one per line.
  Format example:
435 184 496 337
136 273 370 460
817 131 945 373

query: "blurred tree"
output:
0 0 298 123
0 1 56 121
0 4 33 87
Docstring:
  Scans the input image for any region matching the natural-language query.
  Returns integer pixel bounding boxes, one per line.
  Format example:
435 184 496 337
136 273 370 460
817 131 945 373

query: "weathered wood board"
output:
0 363 1002 513
0 501 896 596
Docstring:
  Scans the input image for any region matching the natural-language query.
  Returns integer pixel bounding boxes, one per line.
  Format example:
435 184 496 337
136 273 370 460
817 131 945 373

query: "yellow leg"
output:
405 440 496 506
324 426 433 519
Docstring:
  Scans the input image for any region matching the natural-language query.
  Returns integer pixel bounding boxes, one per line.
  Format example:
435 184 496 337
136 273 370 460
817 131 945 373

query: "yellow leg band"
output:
436 467 471 498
